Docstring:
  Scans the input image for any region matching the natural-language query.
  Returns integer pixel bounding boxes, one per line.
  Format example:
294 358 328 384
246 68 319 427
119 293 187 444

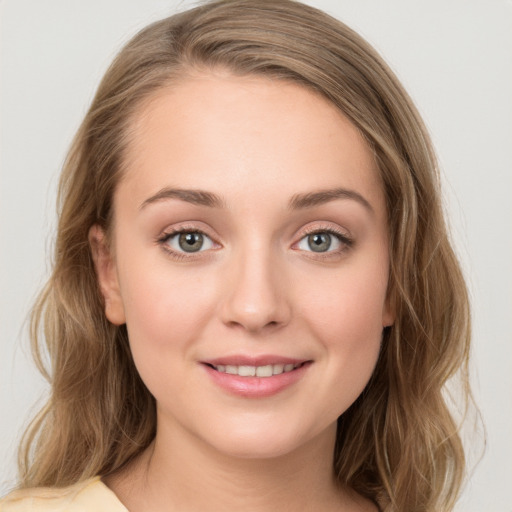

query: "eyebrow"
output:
140 187 225 210
139 186 373 213
288 187 374 213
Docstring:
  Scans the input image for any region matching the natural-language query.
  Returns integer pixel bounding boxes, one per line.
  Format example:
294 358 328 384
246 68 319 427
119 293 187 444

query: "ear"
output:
89 225 126 326
382 292 396 328
382 306 395 328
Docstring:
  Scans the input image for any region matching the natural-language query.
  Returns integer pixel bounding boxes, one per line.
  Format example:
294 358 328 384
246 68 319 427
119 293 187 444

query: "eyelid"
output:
155 223 221 259
166 231 215 252
297 222 353 242
292 223 354 256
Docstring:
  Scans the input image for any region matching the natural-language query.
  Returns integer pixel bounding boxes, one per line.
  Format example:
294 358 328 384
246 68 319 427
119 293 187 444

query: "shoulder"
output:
0 477 128 512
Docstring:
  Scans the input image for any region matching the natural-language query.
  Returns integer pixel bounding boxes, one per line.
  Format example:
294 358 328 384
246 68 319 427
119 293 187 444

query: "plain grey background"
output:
1 1 511 510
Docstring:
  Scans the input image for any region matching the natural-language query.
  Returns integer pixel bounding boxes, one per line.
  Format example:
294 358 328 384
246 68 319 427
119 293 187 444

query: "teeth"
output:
213 363 301 377
238 365 256 377
256 365 273 377
273 364 284 375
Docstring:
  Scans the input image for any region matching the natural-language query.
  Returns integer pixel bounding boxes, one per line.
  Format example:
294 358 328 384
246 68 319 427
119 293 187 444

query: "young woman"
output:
0 1 472 510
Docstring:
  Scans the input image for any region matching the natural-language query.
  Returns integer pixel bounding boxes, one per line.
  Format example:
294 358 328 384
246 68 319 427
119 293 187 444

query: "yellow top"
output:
0 477 127 512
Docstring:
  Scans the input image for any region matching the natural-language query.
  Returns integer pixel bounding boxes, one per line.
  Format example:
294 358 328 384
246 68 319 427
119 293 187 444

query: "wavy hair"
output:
20 1 472 510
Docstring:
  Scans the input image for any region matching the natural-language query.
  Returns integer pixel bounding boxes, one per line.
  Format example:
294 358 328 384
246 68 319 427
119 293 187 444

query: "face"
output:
91 73 394 459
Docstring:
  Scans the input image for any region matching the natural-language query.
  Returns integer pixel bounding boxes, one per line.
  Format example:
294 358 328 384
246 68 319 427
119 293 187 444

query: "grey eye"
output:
307 233 332 252
166 232 214 253
179 232 204 252
297 232 343 253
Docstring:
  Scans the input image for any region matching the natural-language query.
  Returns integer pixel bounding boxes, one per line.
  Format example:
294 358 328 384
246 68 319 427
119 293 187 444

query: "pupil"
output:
308 233 331 252
179 232 203 252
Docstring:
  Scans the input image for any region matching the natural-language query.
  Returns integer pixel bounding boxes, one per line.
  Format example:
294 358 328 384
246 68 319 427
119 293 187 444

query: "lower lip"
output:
202 362 311 398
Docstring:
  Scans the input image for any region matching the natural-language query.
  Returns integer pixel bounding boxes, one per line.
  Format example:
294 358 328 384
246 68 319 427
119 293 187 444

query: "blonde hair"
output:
20 1 472 510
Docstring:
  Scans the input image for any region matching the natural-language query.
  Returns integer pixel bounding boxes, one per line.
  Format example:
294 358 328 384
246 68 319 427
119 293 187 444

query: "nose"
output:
219 245 292 334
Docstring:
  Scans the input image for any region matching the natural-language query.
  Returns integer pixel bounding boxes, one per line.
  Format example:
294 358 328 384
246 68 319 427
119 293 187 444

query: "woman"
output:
1 1 472 510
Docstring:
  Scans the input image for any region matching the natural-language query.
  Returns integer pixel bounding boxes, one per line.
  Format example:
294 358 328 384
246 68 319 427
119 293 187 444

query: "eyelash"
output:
156 226 218 261
155 224 354 261
295 225 354 259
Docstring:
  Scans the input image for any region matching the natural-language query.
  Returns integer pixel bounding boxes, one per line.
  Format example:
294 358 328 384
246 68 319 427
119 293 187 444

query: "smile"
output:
209 362 303 378
202 358 311 398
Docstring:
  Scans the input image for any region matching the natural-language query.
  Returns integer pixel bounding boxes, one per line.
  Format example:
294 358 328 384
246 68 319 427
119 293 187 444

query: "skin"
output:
90 72 393 512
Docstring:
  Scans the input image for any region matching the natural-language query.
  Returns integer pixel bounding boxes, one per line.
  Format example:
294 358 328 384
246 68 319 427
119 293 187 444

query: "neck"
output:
150 422 339 511
106 416 365 512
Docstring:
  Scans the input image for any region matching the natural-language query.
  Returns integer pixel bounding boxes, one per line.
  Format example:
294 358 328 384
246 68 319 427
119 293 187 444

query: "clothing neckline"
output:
89 476 129 510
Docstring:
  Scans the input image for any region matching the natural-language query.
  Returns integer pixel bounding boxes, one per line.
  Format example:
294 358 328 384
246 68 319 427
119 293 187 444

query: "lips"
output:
201 356 312 398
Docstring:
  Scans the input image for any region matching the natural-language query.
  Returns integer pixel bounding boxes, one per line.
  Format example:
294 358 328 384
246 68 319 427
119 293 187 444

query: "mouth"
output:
201 356 312 397
205 361 307 378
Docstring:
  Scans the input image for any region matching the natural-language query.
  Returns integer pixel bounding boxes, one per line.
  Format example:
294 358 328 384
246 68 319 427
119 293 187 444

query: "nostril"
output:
226 319 279 330
219 269 292 332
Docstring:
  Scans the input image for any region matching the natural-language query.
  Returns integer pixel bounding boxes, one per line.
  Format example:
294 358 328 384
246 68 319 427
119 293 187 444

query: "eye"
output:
296 230 351 253
163 231 215 253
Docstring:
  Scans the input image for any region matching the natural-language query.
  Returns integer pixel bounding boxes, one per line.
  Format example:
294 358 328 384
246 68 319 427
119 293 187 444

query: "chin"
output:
195 414 334 461
211 437 304 461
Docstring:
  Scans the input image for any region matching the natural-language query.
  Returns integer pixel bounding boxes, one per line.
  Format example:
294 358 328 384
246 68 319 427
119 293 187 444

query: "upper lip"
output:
202 355 310 367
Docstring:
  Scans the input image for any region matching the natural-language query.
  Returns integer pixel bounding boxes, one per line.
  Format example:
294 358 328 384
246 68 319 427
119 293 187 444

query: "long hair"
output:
20 1 472 510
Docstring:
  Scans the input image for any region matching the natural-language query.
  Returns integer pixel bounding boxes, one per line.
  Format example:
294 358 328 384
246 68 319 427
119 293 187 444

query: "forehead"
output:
117 73 384 212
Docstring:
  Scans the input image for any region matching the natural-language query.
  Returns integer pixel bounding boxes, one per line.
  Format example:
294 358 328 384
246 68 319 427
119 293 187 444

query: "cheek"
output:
300 257 389 338
297 259 388 399
118 258 216 359
118 265 222 407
